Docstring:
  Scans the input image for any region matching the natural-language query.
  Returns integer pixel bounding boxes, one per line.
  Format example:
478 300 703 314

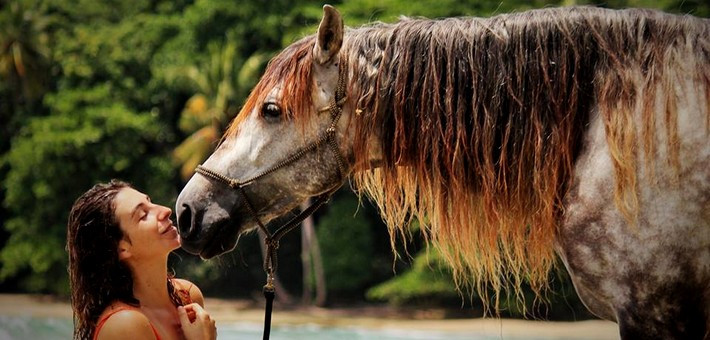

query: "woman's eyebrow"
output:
130 195 151 219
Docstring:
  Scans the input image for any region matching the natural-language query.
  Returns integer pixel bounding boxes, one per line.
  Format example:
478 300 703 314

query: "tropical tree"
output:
0 0 52 104
0 0 184 294
0 85 174 293
0 0 54 156
171 38 269 179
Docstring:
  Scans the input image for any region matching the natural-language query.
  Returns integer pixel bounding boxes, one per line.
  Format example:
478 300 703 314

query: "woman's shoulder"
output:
172 278 205 307
96 301 141 320
95 302 155 340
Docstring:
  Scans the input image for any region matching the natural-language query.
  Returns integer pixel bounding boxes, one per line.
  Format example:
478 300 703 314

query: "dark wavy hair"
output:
67 180 184 340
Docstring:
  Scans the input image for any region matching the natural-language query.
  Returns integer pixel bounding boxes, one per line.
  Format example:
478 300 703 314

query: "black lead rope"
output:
263 280 275 340
259 192 332 340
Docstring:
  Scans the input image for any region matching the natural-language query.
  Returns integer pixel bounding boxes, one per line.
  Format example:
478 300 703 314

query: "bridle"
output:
194 60 348 340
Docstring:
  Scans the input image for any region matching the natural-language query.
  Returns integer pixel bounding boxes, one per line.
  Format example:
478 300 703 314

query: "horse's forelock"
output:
224 36 316 138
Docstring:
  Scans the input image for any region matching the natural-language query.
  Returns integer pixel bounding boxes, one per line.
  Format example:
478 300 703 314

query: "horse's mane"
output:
346 6 709 305
228 6 709 308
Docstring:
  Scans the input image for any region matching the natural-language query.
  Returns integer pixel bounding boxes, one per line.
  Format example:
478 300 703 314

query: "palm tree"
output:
0 0 51 105
171 38 268 179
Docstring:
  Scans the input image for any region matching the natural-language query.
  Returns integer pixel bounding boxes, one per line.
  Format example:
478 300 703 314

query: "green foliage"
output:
1 87 174 293
337 0 708 27
568 0 710 17
317 193 374 293
366 249 594 319
337 0 561 26
0 0 56 151
53 13 182 108
366 248 458 305
169 38 255 179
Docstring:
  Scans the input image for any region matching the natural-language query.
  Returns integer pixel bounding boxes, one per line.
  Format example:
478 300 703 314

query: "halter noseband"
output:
193 61 348 339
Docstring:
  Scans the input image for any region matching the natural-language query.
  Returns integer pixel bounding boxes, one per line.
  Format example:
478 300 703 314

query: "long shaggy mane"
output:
343 6 709 306
227 6 709 309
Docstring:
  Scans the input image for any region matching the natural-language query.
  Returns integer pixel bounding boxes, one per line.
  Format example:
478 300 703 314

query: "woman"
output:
67 180 217 340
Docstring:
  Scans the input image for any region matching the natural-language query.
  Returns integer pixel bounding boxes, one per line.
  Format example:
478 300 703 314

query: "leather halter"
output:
194 60 348 291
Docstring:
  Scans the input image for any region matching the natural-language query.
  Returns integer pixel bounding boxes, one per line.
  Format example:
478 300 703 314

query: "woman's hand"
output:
178 303 216 340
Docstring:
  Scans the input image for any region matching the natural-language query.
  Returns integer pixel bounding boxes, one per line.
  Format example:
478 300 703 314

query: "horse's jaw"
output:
186 216 244 259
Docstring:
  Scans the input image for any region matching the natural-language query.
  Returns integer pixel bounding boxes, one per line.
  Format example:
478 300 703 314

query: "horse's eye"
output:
261 102 282 121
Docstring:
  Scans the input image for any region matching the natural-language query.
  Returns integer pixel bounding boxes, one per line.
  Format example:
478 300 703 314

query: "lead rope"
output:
260 191 332 340
198 158 336 340
195 61 348 340
261 63 346 340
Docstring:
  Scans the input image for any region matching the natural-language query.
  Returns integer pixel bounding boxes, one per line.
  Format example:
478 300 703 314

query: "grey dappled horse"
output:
177 6 710 339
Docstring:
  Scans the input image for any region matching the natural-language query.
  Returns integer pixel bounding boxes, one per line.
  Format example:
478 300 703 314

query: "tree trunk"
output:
301 225 312 305
300 199 327 306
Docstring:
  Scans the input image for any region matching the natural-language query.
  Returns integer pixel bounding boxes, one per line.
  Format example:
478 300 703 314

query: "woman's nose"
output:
158 205 172 221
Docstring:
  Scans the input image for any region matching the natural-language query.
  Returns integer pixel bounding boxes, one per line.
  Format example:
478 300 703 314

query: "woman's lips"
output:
161 224 177 235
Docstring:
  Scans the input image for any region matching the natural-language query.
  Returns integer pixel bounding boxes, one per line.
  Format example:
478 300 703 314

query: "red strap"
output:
93 307 161 340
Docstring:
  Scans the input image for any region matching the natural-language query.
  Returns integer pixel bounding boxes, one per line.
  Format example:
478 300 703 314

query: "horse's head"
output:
176 6 361 258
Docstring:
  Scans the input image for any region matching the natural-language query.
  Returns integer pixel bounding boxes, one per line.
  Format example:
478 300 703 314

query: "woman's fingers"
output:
182 303 209 322
182 305 197 322
178 303 217 340
177 306 191 324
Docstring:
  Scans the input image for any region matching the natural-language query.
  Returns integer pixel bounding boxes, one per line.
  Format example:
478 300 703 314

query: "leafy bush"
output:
366 247 459 305
368 248 595 320
1 90 174 293
317 192 375 293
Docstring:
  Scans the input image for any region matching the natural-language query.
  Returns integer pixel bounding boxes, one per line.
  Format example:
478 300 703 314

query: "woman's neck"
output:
128 255 173 309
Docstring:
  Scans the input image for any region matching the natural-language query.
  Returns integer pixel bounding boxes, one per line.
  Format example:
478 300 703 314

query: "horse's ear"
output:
313 4 343 65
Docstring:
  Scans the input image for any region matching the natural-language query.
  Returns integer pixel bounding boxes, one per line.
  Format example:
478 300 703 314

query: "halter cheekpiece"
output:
194 60 348 340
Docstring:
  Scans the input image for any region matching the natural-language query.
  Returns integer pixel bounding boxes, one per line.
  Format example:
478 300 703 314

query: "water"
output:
0 316 74 340
218 322 507 339
0 316 582 340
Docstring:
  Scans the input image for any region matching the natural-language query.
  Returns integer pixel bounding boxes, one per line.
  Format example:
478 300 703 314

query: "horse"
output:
176 5 710 339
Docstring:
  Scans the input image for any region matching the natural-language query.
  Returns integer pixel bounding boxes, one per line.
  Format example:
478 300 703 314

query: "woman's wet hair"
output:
66 180 184 339
67 180 134 339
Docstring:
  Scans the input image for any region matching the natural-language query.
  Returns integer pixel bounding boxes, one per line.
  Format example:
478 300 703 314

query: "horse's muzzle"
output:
176 199 243 258
176 202 202 254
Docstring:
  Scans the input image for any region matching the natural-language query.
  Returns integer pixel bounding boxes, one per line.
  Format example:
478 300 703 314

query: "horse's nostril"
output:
177 203 196 239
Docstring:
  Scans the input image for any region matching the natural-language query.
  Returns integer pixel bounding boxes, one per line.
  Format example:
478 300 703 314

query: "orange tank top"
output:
92 306 161 340
93 288 192 340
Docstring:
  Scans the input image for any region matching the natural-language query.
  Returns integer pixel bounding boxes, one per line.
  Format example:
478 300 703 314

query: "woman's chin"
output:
170 237 181 250
165 233 182 251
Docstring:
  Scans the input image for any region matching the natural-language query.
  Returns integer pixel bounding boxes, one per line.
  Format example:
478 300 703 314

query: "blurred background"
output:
0 0 707 321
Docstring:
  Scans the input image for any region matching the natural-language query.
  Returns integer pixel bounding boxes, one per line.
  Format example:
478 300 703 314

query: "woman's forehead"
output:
114 187 147 217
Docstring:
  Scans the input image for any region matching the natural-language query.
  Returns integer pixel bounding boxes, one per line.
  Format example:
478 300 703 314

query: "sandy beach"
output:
0 294 619 339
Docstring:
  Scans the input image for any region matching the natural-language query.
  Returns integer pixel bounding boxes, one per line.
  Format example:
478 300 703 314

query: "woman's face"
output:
114 187 180 258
